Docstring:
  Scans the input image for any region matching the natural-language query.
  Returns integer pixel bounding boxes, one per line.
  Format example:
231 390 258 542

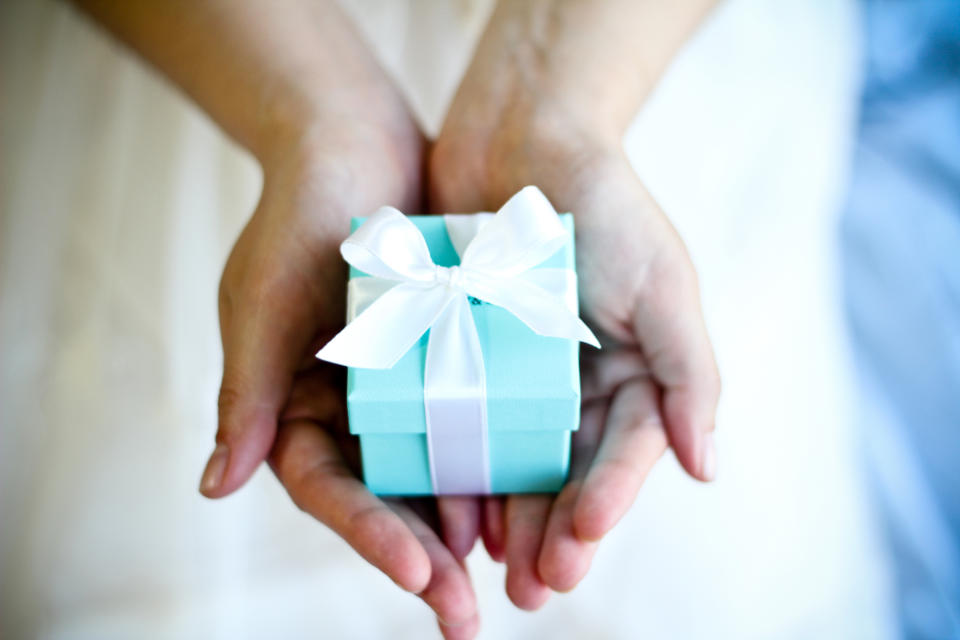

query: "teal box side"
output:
361 431 571 496
489 430 571 493
359 434 433 495
346 214 582 494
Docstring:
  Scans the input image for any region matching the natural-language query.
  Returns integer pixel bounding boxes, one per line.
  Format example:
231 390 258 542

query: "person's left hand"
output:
428 115 720 609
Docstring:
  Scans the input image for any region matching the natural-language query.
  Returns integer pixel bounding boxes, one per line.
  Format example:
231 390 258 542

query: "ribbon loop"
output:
460 186 570 277
340 206 439 283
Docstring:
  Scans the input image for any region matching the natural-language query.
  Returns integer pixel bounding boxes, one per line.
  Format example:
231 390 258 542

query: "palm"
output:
429 139 718 609
211 134 482 639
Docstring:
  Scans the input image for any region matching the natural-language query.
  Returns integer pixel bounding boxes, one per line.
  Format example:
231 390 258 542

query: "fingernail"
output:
437 610 477 628
199 443 229 495
451 535 476 562
701 433 717 482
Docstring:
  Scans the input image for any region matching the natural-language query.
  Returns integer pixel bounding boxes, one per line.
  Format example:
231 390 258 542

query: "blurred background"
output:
0 0 956 638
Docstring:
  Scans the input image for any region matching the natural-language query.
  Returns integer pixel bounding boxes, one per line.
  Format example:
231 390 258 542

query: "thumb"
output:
200 277 320 499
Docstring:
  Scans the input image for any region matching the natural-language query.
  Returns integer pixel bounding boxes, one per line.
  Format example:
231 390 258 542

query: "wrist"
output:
439 0 641 150
253 80 425 214
256 81 420 165
432 99 625 210
434 40 628 209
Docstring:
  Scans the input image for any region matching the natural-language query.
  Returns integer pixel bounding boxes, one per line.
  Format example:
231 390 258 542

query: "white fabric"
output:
0 0 895 638
318 188 597 368
423 293 490 495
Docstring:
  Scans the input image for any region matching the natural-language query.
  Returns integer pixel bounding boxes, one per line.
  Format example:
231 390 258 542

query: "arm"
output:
431 0 721 610
438 0 717 156
75 2 478 636
75 0 413 164
432 0 717 210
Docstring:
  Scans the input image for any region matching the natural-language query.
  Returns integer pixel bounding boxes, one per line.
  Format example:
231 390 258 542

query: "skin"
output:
431 0 721 611
76 2 479 637
76 0 719 637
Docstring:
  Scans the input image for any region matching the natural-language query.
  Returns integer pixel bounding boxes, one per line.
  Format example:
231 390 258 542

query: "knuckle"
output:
288 483 315 516
216 382 248 438
281 458 322 515
346 504 388 534
282 453 350 520
605 455 646 488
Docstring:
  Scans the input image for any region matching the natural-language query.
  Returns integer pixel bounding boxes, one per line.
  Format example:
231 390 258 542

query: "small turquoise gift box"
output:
317 187 599 495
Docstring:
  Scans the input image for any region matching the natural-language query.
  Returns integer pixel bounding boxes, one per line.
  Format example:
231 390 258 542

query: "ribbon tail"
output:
317 282 455 369
424 294 491 495
466 275 600 348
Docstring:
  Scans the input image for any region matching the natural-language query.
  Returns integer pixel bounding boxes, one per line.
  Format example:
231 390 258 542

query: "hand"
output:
430 114 720 608
200 109 481 638
82 0 715 630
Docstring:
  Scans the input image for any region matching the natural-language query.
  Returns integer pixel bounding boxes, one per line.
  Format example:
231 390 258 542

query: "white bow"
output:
317 185 598 494
317 186 599 367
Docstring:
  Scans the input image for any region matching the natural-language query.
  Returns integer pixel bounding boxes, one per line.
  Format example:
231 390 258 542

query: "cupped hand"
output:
429 121 720 609
200 112 482 638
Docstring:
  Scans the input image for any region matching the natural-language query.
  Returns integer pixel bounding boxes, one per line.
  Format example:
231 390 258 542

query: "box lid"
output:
346 214 581 434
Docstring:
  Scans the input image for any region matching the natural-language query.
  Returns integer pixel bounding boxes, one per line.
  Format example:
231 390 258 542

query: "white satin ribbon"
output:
317 186 600 494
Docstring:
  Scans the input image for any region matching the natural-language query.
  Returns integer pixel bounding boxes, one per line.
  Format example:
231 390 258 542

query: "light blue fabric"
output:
842 2 960 637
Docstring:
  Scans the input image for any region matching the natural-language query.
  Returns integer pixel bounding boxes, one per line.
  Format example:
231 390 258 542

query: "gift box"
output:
317 187 598 495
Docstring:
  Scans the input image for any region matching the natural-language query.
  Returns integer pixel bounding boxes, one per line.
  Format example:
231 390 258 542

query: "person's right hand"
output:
198 104 481 639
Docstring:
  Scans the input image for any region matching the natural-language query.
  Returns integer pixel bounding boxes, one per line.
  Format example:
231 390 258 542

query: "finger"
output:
537 483 598 592
437 497 482 561
279 364 345 426
278 364 362 476
664 382 718 481
481 496 506 562
504 495 553 610
573 378 668 542
270 419 432 594
633 251 720 481
391 502 480 639
580 348 648 402
536 402 606 591
202 260 324 498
